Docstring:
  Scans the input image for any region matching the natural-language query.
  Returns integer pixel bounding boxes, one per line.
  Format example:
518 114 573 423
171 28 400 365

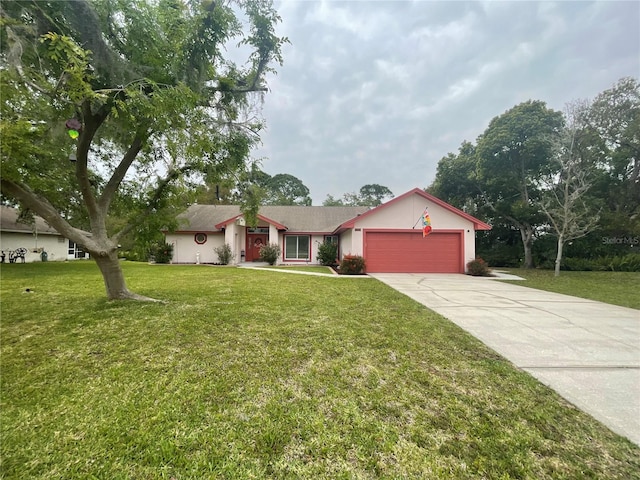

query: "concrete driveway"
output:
370 273 640 445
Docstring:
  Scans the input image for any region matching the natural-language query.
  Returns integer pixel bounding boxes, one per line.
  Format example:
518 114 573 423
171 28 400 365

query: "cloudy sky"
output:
252 0 639 205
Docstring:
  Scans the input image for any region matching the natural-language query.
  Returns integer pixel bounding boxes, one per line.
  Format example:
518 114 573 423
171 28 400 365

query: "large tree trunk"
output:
554 234 565 277
93 250 156 301
520 225 535 269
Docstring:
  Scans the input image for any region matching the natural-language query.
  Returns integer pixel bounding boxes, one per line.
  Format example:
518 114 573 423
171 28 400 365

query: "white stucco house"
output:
0 206 89 262
164 188 491 273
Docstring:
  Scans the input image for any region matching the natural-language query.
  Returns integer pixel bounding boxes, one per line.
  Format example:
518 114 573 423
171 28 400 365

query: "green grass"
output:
260 265 336 274
501 269 640 309
1 262 638 479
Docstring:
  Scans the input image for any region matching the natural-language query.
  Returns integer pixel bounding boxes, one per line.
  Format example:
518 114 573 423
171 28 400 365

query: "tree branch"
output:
74 100 101 221
113 164 196 241
5 26 57 97
0 178 91 244
98 133 145 212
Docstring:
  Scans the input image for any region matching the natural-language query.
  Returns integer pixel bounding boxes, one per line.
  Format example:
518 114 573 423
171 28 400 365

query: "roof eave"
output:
214 213 288 231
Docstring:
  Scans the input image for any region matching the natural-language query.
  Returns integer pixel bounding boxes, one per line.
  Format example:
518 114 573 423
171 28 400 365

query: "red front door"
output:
246 234 267 261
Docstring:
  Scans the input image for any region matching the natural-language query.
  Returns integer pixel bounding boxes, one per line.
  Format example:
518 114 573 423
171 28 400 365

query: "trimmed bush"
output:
339 255 366 275
150 242 173 264
259 243 280 265
466 257 492 276
317 241 338 266
214 243 235 265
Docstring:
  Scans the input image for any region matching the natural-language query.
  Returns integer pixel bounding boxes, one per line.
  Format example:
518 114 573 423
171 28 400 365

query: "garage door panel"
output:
365 231 462 273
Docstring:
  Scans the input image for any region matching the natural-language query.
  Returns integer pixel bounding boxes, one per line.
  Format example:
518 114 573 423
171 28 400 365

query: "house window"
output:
248 227 269 234
68 240 88 258
285 235 310 260
194 233 207 244
324 235 339 257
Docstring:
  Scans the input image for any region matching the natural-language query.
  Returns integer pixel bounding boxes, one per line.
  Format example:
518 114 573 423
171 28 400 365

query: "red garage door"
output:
364 230 463 273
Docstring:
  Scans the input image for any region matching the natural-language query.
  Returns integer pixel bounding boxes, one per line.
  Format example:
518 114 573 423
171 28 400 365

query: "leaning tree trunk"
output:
92 249 155 301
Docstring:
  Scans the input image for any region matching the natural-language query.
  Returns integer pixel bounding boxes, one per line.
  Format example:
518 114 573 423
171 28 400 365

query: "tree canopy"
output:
476 100 564 268
323 184 394 207
0 0 287 299
428 77 639 270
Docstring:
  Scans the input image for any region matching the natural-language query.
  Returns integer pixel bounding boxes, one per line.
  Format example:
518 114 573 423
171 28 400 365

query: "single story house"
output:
164 188 491 273
0 205 89 262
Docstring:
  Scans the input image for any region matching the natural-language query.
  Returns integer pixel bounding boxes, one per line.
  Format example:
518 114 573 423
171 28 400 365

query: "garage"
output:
364 230 464 273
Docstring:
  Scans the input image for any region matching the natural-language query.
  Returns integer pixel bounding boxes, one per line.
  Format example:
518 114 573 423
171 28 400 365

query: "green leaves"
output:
1 0 286 298
39 33 96 105
476 100 564 192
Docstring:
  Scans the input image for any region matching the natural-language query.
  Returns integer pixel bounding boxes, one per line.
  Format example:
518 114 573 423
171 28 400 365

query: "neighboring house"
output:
0 206 88 262
164 188 491 273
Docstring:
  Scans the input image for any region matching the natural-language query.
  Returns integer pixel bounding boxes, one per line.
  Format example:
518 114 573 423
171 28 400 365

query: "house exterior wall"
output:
222 222 246 263
166 232 225 264
163 192 484 268
338 229 354 259
0 232 67 262
349 194 477 266
269 225 279 251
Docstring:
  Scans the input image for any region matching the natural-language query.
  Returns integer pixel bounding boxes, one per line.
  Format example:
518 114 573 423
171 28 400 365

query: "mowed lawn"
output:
501 269 640 310
1 262 638 479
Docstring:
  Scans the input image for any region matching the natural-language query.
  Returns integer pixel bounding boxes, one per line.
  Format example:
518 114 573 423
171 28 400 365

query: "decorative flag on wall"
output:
422 208 432 237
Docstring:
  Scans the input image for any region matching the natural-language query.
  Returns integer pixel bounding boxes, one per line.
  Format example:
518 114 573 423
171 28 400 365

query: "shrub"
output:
595 254 640 272
317 241 338 266
339 255 366 275
214 243 235 265
150 242 173 264
466 257 492 276
562 254 640 272
259 243 280 265
561 257 596 271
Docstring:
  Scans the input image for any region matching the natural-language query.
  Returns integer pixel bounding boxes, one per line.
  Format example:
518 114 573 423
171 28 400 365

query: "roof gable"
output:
337 188 491 231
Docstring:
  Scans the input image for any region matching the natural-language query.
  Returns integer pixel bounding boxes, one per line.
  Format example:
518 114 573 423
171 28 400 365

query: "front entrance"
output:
246 233 267 261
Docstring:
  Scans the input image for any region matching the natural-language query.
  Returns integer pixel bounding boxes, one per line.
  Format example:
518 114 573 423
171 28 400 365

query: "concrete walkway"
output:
370 273 640 445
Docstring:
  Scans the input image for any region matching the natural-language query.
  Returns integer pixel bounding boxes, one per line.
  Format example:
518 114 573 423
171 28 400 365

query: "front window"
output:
285 235 310 260
324 235 338 245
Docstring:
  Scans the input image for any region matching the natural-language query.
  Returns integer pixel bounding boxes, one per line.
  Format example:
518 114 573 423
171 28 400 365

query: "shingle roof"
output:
174 204 370 233
0 206 60 235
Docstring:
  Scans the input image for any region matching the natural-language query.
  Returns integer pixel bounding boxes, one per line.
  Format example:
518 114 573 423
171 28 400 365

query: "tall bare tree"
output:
542 102 600 276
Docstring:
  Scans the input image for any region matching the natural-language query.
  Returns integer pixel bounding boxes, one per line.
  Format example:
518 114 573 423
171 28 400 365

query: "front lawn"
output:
501 269 640 309
1 262 638 479
259 265 336 274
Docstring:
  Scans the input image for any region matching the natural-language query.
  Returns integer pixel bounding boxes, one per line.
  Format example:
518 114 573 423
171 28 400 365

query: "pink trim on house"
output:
336 188 491 233
215 213 288 231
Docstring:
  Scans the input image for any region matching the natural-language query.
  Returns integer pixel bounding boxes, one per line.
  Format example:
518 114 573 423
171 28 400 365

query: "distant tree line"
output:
427 77 639 273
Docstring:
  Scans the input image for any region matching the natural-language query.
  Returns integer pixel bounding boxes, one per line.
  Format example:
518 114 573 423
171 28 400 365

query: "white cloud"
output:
258 0 640 204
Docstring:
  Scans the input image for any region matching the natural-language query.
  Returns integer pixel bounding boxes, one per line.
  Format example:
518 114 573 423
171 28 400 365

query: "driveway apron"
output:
370 273 640 445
